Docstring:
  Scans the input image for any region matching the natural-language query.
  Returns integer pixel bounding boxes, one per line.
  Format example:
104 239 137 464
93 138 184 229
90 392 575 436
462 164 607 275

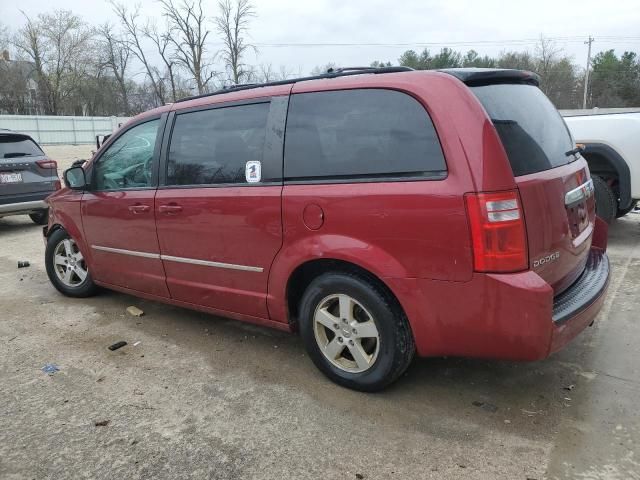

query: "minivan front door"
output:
82 117 169 298
155 99 286 319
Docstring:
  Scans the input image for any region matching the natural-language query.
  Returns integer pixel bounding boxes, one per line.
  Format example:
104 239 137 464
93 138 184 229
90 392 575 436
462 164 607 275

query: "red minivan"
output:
44 67 609 391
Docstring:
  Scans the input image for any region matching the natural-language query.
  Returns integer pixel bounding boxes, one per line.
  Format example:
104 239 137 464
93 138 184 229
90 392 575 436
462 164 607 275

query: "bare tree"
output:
14 10 93 114
142 21 179 102
110 2 166 105
159 0 216 94
215 0 255 84
97 23 131 114
535 36 563 93
250 63 294 83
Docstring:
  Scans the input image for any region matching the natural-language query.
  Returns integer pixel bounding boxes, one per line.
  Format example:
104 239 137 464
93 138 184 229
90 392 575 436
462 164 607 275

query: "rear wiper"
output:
3 152 32 158
565 146 584 157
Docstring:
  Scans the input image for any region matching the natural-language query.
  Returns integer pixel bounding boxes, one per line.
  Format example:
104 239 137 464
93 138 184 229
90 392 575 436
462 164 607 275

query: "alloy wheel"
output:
53 238 88 287
313 294 380 373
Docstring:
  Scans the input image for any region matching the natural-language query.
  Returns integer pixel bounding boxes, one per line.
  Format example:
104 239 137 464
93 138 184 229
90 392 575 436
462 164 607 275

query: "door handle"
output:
158 204 183 214
128 204 150 214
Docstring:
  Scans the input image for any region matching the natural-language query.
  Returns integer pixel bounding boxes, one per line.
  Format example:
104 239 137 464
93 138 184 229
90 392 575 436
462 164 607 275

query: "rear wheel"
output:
45 229 98 297
29 209 48 225
592 175 617 224
298 271 415 392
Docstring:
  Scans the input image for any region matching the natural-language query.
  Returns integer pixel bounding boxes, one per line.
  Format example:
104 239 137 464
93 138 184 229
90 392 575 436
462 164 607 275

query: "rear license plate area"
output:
0 172 23 184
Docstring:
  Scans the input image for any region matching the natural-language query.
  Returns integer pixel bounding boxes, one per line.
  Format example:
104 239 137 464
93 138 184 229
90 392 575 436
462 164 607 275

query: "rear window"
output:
471 84 573 177
284 89 446 180
0 135 43 159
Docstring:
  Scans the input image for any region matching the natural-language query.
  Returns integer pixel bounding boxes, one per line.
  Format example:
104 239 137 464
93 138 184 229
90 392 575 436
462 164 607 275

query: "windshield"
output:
0 135 44 159
471 84 574 177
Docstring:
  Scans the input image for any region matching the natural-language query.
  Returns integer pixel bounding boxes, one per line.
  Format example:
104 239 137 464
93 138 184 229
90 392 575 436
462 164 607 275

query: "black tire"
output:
592 175 617 224
45 228 98 298
299 271 415 392
616 200 638 219
29 209 48 225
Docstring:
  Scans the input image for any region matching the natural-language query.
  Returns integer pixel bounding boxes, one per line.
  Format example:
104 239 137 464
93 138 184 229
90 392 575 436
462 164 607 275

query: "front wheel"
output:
616 200 638 219
299 272 415 392
592 175 617 224
45 228 98 297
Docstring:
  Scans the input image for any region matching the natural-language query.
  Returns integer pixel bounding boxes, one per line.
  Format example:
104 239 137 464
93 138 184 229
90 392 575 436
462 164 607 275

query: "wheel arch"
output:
283 258 409 333
581 143 632 210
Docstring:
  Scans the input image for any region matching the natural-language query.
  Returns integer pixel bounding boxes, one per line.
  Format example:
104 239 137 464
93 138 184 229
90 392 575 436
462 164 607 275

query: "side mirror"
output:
63 166 87 190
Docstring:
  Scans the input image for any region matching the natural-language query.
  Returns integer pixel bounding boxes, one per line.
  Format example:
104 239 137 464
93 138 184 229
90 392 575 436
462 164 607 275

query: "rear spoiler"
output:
439 68 540 87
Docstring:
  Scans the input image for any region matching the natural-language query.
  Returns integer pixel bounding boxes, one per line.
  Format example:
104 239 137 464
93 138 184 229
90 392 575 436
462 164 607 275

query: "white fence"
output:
0 115 131 145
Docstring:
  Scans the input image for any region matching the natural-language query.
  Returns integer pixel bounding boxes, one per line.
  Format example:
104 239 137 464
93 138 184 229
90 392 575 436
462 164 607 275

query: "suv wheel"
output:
592 175 617 224
299 272 415 392
45 229 98 297
29 209 48 225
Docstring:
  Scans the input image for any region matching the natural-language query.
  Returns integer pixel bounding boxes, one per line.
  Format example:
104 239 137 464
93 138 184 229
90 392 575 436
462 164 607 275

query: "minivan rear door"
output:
470 82 595 295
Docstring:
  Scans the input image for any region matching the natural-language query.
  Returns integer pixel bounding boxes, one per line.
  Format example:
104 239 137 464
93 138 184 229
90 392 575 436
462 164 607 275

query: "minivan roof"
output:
439 68 540 87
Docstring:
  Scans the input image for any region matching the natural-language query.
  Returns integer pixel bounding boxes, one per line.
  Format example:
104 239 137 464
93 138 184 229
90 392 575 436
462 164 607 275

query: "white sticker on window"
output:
245 161 261 183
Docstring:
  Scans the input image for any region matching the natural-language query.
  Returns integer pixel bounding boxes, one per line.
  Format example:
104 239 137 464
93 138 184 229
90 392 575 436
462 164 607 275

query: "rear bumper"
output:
0 199 48 216
386 246 610 361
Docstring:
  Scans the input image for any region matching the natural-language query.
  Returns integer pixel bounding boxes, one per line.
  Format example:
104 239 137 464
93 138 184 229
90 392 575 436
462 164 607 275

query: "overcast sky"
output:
3 0 640 77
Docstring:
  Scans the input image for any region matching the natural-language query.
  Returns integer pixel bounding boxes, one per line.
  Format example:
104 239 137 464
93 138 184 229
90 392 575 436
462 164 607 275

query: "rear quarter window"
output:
284 89 446 180
471 84 574 177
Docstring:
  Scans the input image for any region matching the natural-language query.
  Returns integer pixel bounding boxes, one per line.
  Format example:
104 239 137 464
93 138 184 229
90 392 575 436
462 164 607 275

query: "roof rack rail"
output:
175 66 414 103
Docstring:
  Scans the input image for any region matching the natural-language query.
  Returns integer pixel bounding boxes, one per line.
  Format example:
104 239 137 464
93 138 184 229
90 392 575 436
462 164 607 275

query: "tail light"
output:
36 159 58 169
464 190 528 272
54 180 61 190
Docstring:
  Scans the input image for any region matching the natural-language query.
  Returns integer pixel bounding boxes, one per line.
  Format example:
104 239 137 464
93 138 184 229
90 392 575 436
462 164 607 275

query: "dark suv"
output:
44 67 610 391
0 130 59 224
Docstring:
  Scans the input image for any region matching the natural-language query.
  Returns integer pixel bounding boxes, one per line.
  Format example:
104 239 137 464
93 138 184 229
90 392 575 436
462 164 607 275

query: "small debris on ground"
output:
17 260 30 268
108 341 127 351
41 363 59 375
133 341 141 347
355 474 364 479
94 420 110 427
126 306 144 317
472 400 498 413
563 384 575 391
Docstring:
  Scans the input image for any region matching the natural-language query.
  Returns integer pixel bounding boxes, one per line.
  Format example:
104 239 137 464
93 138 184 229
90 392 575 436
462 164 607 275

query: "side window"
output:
167 102 269 185
94 119 160 191
284 89 446 180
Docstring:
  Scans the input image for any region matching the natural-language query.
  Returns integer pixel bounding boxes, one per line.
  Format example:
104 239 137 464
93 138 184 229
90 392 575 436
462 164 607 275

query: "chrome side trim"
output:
160 254 264 272
565 178 595 206
91 245 160 259
91 245 263 272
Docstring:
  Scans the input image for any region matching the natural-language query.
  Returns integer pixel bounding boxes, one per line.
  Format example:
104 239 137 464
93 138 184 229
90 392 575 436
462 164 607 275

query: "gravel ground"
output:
1 154 639 478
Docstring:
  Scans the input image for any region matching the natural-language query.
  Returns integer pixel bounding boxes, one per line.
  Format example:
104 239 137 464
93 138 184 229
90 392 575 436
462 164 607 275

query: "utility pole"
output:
582 36 594 109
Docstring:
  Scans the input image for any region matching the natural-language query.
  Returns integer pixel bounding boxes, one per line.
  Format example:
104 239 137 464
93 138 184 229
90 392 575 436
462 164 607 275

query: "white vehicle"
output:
563 110 640 223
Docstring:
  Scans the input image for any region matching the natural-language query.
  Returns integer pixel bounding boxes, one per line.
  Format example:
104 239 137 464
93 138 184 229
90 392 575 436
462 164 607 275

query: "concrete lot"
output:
0 147 638 479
